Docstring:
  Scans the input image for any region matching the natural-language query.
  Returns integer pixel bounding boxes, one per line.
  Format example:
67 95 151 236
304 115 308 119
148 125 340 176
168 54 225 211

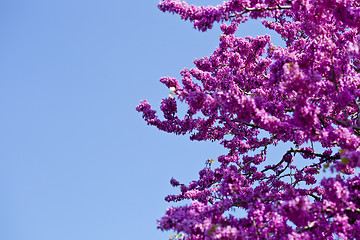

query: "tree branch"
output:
319 114 360 131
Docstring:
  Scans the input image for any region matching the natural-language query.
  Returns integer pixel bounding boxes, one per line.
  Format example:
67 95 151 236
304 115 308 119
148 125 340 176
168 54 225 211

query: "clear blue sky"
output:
0 1 285 239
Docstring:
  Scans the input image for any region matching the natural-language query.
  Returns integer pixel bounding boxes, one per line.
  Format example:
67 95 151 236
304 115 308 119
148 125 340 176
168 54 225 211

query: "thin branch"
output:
229 5 292 18
243 5 291 13
319 114 360 131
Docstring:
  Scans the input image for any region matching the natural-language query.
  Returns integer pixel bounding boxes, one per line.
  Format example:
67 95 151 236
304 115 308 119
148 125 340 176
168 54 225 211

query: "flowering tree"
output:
137 0 360 239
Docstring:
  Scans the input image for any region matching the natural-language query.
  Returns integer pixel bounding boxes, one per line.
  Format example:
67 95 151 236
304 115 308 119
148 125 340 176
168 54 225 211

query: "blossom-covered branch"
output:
137 0 360 239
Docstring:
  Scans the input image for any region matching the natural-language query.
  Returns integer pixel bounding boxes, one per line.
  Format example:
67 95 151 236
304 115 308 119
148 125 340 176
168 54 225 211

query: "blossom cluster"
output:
137 0 360 239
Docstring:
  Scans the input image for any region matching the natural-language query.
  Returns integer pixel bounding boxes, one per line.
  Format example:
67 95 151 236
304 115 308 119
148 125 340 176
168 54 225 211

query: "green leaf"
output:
341 157 349 164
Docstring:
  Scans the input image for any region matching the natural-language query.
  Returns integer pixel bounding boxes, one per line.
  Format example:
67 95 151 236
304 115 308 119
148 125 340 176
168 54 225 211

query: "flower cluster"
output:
137 0 360 239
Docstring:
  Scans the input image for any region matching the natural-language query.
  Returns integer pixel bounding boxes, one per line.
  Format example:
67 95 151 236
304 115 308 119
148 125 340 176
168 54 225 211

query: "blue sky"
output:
0 1 287 239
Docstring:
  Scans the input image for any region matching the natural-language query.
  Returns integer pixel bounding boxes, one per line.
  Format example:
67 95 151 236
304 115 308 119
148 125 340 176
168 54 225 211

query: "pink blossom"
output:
138 0 360 238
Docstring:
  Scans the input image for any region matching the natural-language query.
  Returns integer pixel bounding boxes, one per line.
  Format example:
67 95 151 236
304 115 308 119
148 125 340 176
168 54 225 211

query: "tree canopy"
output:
137 1 360 239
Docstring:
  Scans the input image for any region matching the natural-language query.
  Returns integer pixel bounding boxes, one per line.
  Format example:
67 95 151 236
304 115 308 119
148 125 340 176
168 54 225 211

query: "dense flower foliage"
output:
137 0 360 239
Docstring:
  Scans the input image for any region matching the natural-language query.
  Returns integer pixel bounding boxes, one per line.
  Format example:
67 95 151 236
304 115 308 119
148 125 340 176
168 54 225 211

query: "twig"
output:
319 114 360 131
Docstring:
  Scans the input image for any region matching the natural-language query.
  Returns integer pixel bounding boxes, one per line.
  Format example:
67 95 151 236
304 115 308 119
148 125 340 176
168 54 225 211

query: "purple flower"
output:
139 0 360 238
